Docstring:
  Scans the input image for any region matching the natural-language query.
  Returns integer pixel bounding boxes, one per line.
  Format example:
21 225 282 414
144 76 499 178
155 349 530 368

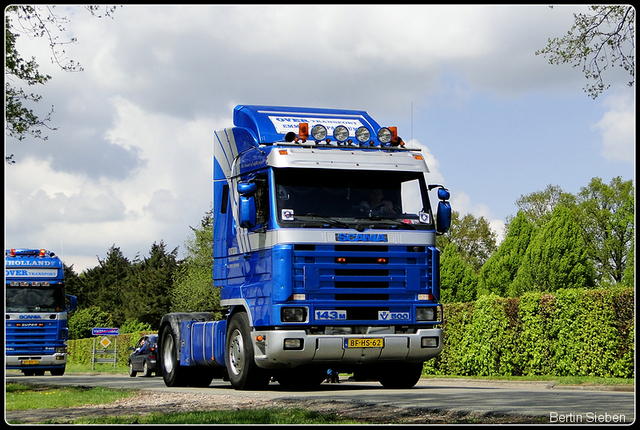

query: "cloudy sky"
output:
5 5 635 272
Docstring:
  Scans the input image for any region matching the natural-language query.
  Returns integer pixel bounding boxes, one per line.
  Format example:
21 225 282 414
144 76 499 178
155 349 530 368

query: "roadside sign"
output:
92 327 120 336
100 337 112 348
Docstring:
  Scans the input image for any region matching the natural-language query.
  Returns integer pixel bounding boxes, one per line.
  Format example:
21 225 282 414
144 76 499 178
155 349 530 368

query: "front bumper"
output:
252 328 442 369
5 353 67 370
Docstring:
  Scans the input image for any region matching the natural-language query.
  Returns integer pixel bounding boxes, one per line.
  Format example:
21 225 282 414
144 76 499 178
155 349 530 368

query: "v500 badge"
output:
378 311 410 321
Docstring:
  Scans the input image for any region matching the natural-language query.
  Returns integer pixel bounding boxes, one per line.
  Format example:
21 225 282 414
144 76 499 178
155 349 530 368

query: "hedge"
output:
67 332 156 368
67 287 634 378
424 287 634 378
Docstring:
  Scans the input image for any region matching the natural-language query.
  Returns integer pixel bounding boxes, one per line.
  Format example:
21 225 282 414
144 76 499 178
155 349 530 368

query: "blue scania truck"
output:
5 248 77 376
158 105 451 389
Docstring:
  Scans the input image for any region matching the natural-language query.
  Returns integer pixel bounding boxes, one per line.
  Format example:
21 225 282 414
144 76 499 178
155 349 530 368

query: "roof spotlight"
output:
355 126 371 144
311 124 327 141
377 127 392 145
333 125 349 143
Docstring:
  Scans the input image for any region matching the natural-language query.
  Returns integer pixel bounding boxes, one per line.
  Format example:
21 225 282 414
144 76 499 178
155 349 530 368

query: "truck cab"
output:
5 248 77 376
158 105 451 389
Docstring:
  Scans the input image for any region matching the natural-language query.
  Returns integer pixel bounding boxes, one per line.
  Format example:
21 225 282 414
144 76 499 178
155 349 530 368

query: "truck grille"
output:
292 244 436 316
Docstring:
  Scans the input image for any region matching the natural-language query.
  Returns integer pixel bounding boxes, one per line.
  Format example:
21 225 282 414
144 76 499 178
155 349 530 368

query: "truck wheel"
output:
378 362 423 389
160 324 189 387
226 312 270 390
51 367 65 376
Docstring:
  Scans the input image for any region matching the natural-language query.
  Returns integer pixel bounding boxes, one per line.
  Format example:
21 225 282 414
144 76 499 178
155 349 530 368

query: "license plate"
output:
21 360 40 365
344 338 384 348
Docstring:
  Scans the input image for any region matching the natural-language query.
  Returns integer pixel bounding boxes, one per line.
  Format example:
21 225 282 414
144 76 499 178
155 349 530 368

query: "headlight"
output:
333 125 349 142
281 307 308 323
416 307 436 321
311 124 327 141
355 126 371 143
377 127 392 144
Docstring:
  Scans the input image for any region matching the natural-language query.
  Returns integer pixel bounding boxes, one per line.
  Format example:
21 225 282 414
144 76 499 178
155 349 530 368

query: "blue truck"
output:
158 105 451 389
5 248 77 376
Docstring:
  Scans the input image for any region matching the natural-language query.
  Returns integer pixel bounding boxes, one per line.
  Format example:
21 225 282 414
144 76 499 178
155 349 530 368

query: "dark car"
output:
128 334 158 377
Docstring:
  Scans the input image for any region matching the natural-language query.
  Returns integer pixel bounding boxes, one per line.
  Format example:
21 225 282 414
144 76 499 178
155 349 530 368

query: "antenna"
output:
410 101 414 147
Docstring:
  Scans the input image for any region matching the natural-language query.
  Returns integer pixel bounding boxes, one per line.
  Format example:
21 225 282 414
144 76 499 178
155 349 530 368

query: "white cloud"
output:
594 90 635 163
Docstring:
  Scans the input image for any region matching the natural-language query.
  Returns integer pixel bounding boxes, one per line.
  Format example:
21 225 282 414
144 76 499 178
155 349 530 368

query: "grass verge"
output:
6 382 136 410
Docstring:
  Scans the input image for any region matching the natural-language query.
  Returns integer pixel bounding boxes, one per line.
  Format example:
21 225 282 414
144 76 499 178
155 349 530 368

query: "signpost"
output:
91 328 119 370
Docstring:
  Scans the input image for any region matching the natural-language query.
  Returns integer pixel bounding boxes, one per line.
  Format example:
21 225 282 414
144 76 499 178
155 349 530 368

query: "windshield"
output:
6 285 66 312
274 168 434 229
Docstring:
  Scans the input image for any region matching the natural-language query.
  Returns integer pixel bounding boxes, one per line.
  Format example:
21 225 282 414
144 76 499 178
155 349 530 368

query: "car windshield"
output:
274 168 434 229
6 285 66 312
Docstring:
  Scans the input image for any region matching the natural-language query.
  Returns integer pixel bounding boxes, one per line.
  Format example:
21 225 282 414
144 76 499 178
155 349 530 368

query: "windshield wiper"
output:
303 214 351 229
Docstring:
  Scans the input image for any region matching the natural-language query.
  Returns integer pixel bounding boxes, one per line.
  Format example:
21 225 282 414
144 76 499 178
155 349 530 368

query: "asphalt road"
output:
6 372 635 424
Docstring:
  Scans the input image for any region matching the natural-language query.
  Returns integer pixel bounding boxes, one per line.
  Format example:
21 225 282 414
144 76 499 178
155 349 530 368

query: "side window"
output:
254 174 269 226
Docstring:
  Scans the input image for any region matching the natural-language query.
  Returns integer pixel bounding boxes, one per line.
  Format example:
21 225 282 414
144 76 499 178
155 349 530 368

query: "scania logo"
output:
19 315 42 319
335 233 388 243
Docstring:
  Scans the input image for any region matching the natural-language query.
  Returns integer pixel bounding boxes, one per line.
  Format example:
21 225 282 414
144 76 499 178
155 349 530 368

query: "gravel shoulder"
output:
6 388 549 424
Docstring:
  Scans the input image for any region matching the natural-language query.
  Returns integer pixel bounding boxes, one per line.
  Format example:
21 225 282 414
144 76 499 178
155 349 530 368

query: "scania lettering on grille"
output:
335 233 388 243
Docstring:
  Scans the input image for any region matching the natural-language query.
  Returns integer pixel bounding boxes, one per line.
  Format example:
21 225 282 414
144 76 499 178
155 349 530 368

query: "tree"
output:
5 5 117 149
536 5 635 99
440 244 478 303
438 211 497 272
478 211 537 297
79 245 134 327
574 176 634 286
171 208 220 314
68 306 113 340
512 184 573 228
125 241 180 329
510 205 595 296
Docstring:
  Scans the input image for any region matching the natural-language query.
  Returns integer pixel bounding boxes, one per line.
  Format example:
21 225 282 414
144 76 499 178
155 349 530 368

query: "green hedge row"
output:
67 332 156 368
425 287 634 378
67 287 633 378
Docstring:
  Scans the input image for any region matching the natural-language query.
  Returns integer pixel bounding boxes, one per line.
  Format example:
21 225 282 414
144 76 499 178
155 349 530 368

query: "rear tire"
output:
160 324 189 387
226 312 270 390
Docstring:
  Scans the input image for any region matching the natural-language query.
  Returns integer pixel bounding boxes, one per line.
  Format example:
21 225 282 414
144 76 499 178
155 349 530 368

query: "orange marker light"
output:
298 122 309 141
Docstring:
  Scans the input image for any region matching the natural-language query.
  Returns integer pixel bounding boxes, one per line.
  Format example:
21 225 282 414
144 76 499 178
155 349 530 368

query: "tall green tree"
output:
512 184 573 228
440 244 478 303
171 208 220 314
510 206 595 296
536 5 635 99
478 211 537 297
574 176 634 286
438 211 497 272
125 241 180 329
79 245 134 327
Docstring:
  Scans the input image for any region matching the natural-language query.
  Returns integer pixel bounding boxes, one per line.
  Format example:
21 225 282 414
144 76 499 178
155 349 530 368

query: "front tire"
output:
129 362 137 377
378 362 423 389
226 312 270 390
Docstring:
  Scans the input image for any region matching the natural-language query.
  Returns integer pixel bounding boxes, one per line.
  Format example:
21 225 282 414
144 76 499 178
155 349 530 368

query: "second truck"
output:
158 105 452 389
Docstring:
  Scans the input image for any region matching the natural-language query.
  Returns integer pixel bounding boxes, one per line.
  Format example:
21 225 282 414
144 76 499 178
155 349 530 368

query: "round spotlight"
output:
311 124 327 141
377 127 392 144
333 125 349 142
355 126 371 143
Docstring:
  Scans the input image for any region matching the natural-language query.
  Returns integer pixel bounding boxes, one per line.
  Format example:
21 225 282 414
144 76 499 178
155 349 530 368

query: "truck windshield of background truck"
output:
274 168 434 229
6 284 66 312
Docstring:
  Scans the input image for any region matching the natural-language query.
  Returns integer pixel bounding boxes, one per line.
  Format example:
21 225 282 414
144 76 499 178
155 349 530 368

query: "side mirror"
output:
66 295 78 312
237 182 257 229
435 188 451 234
